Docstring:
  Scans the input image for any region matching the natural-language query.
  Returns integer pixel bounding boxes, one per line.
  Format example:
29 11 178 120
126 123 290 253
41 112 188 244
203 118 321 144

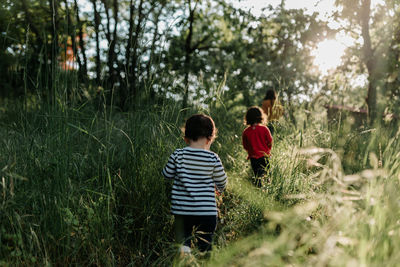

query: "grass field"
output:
1 97 399 266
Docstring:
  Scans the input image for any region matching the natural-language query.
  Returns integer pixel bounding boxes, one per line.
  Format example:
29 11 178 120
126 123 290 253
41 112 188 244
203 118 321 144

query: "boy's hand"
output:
215 191 224 220
215 188 223 205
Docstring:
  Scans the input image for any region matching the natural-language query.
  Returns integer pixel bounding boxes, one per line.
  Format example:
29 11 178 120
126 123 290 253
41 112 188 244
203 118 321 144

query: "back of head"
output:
184 114 216 141
245 106 265 125
264 89 276 101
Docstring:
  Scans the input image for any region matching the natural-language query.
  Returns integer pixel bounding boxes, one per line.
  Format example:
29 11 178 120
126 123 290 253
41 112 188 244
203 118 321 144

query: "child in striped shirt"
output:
162 114 227 255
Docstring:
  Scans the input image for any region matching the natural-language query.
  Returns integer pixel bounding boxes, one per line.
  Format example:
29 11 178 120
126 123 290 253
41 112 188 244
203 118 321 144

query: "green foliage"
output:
1 87 400 265
0 100 181 265
333 0 400 120
209 117 400 267
1 0 334 110
1 0 400 265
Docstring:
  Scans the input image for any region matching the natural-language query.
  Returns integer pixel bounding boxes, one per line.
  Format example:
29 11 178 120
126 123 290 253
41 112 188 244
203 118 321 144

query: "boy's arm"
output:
162 152 176 179
213 155 227 192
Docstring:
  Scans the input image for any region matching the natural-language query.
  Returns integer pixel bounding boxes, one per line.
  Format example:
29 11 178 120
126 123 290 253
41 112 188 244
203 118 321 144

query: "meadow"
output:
1 95 399 266
2 0 400 265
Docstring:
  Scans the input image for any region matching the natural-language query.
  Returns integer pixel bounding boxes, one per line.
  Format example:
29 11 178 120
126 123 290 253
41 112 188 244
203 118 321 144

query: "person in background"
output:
242 106 273 187
261 89 284 136
162 114 227 256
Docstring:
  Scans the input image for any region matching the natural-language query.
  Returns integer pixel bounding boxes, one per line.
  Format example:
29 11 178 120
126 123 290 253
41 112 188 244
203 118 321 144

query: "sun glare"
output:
312 39 346 75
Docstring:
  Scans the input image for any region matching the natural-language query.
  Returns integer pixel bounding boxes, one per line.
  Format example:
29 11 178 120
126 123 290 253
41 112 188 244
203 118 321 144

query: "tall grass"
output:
2 91 400 266
0 94 187 265
1 65 400 266
208 114 400 266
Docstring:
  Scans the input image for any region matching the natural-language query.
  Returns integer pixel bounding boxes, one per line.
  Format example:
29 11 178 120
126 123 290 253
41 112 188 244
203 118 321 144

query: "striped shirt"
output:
162 147 227 216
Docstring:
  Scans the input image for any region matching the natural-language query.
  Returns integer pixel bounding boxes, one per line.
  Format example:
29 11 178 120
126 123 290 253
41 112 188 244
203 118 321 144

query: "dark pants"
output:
174 215 217 252
250 156 269 187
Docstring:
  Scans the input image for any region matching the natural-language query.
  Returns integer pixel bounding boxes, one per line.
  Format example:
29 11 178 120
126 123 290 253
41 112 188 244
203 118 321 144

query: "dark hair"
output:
245 106 265 125
264 89 276 101
184 114 217 141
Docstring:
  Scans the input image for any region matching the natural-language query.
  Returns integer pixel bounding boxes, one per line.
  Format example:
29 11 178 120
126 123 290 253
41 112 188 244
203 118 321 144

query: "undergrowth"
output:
1 97 399 266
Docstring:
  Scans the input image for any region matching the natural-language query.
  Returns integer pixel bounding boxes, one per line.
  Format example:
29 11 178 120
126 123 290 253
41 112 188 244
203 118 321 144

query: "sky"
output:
234 0 336 17
234 0 384 75
233 0 347 74
79 0 384 78
234 0 384 18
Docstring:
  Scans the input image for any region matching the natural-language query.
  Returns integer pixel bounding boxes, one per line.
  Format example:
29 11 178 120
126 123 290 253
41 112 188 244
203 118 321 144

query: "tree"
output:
381 0 400 116
73 0 89 82
334 0 389 123
163 0 234 109
215 4 331 123
91 0 102 85
100 0 119 102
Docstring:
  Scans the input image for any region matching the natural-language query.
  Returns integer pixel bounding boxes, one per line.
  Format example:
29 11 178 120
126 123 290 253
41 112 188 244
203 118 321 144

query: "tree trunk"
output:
146 5 164 100
122 0 135 109
360 0 377 123
91 0 101 85
49 0 59 105
129 0 145 106
74 0 88 82
50 0 59 57
101 0 119 103
182 0 197 110
111 0 119 94
286 90 297 126
21 0 45 95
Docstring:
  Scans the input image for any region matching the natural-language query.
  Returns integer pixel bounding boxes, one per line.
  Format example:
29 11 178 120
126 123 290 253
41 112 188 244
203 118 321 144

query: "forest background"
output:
1 0 400 265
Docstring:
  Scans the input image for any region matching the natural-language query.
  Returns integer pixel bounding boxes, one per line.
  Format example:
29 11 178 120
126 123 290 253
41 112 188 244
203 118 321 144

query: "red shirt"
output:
242 124 273 159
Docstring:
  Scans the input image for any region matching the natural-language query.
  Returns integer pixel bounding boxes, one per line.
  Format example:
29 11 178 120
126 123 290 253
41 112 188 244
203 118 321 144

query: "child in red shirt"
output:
242 106 273 187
